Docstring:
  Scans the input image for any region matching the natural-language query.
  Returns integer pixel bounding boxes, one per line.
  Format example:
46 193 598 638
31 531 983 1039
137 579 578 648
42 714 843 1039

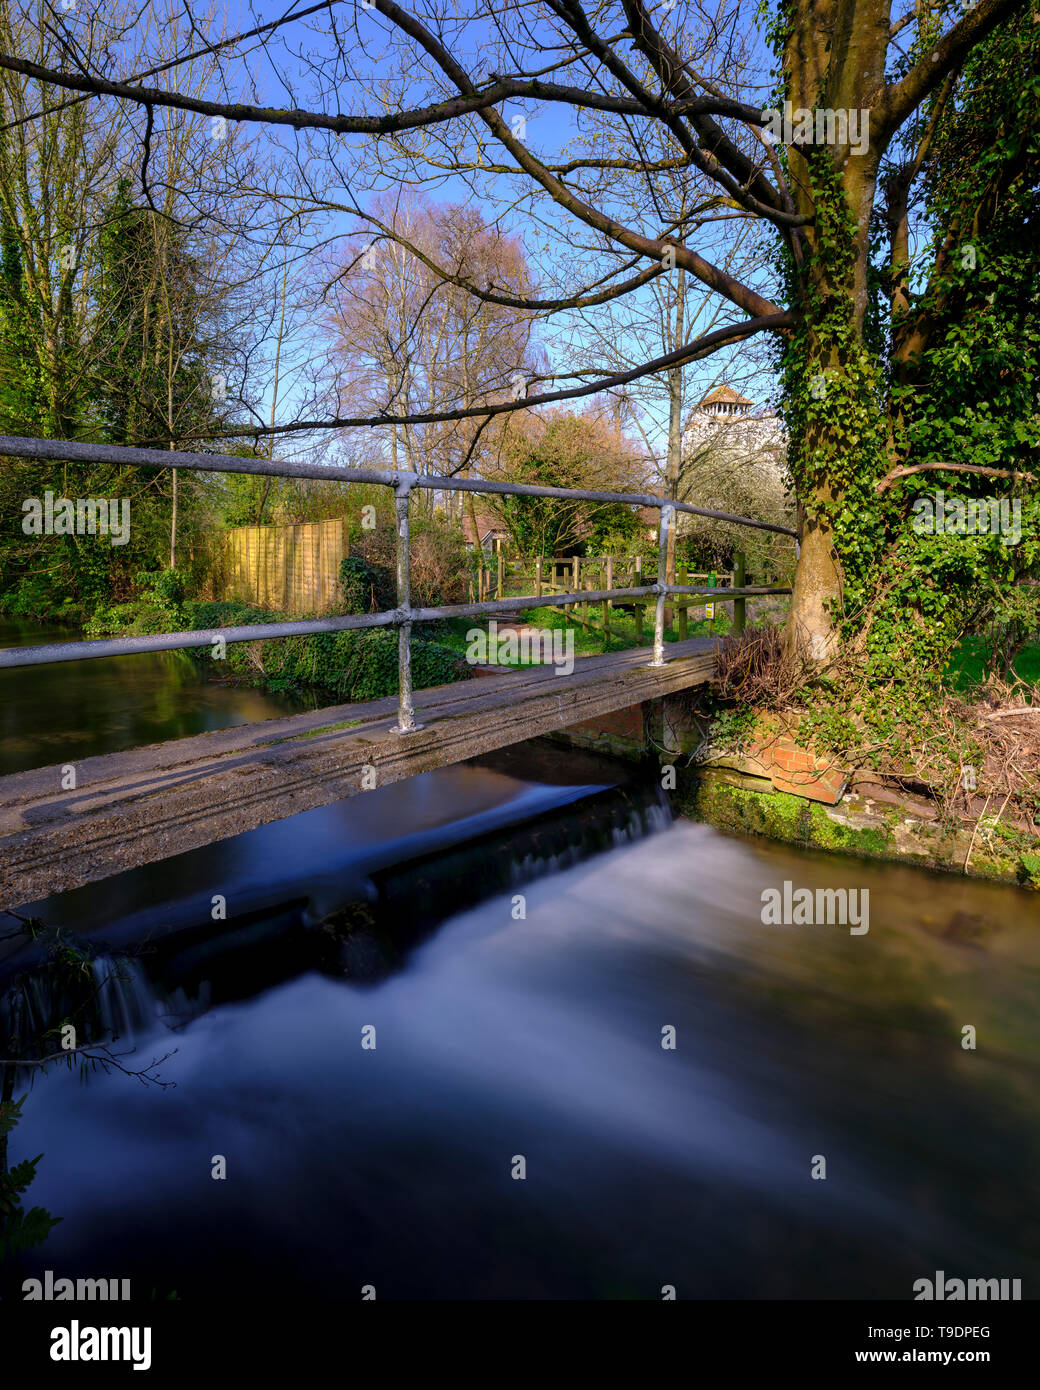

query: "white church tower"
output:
684 384 786 473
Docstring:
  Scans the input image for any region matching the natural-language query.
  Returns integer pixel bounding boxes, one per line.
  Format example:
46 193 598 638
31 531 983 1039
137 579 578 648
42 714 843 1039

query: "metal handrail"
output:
0 434 795 732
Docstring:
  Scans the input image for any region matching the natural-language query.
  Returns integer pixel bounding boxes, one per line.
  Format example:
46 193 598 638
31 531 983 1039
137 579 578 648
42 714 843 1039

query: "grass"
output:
945 636 1040 694
444 598 1039 695
444 600 1039 695
432 598 734 669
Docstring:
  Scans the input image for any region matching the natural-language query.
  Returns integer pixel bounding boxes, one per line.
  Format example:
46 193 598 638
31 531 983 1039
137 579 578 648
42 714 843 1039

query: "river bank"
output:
675 766 1040 892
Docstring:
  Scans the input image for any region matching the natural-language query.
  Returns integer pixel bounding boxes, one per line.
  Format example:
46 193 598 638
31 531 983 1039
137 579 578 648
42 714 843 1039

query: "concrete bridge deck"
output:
0 638 715 910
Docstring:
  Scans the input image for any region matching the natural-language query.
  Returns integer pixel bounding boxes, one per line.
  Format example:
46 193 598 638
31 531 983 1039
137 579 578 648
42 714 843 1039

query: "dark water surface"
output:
0 619 316 777
2 620 1039 1299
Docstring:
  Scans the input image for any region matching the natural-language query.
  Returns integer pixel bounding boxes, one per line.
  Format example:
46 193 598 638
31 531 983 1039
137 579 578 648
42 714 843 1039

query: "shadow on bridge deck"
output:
0 638 715 909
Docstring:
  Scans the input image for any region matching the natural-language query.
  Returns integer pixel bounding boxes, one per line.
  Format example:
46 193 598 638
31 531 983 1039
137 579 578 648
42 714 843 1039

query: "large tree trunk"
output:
787 507 843 657
781 0 888 661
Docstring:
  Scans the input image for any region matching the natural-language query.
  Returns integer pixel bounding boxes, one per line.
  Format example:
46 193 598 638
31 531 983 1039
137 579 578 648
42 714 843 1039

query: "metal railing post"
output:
394 480 420 733
650 504 674 667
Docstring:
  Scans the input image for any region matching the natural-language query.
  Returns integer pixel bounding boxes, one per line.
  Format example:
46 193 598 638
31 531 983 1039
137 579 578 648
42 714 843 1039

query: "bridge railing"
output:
0 434 795 734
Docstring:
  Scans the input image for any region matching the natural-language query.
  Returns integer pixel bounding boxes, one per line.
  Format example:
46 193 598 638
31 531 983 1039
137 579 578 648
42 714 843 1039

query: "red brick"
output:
773 772 845 805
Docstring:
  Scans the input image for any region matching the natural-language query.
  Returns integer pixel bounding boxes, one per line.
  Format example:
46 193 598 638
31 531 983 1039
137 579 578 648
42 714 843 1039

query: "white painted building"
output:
683 386 786 471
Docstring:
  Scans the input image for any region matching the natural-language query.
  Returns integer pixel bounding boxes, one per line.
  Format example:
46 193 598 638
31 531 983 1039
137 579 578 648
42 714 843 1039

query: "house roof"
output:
699 384 754 407
461 508 509 545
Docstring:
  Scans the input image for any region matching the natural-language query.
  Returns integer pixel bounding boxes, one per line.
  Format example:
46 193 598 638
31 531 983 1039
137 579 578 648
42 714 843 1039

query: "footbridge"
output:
0 435 794 909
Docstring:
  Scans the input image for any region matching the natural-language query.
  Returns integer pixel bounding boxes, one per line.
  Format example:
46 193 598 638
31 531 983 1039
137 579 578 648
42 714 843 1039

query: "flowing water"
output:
1 619 1039 1300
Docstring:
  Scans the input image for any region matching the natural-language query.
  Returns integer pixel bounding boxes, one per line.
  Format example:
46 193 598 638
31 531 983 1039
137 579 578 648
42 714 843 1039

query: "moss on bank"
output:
675 768 1039 890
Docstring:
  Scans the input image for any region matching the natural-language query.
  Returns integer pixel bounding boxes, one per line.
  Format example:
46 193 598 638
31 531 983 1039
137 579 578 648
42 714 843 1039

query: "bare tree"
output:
0 0 1029 655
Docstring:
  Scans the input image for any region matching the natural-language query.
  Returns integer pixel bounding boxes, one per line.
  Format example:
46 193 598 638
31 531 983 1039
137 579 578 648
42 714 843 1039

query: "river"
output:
1 619 1038 1300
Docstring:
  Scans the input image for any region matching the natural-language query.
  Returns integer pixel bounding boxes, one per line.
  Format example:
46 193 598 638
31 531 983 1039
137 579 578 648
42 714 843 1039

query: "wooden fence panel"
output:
215 518 350 614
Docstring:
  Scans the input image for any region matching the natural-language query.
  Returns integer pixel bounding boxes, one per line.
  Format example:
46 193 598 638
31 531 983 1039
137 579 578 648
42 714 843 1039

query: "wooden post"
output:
733 551 746 635
678 564 688 640
497 549 505 601
535 555 542 600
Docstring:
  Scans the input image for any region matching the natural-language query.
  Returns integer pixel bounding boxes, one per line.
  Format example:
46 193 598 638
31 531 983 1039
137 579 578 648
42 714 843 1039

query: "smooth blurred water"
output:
3 818 1037 1299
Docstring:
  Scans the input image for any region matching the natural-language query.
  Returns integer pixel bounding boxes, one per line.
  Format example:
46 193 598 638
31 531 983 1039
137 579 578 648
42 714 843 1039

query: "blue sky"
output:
149 1 786 462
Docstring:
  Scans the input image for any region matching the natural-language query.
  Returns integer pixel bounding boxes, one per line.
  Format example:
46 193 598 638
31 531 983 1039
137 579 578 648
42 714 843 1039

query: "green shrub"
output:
341 513 470 612
84 570 191 637
0 574 87 624
408 519 470 607
183 598 468 701
339 556 395 614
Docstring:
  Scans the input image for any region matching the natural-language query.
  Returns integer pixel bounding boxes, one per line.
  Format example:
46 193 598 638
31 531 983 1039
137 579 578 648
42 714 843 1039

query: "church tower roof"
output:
699 384 754 408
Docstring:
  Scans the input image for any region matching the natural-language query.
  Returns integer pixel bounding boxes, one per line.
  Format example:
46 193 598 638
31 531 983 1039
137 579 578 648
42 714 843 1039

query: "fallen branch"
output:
0 1042 178 1088
876 461 1037 493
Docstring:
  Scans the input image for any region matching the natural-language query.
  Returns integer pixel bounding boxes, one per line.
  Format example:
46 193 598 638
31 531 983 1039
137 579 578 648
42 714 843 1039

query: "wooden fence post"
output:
733 551 746 635
535 555 542 600
497 550 505 600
